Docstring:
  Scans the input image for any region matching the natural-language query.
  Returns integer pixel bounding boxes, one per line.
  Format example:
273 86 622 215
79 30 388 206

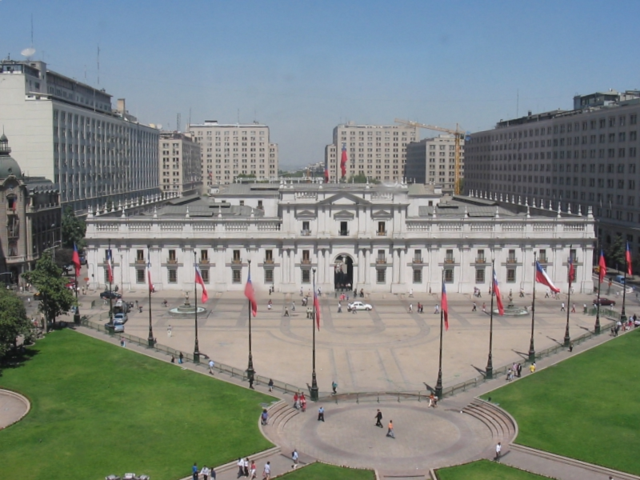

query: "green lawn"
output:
278 463 374 479
482 330 640 475
0 329 275 480
436 460 551 480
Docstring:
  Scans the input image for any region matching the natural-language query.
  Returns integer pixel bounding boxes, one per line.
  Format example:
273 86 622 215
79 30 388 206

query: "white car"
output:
348 301 373 311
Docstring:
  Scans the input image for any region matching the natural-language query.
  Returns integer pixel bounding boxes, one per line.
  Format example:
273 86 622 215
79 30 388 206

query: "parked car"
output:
615 275 626 284
113 312 128 324
100 291 122 300
593 298 616 306
347 301 373 311
105 322 124 333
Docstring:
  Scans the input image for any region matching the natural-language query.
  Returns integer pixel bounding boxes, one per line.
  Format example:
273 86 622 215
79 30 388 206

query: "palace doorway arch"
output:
334 254 354 290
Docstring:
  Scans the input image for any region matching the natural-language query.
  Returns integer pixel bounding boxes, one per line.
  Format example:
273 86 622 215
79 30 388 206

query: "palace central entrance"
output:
333 254 353 290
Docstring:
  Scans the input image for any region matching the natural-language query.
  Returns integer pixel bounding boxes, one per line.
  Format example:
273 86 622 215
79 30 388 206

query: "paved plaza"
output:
80 281 631 395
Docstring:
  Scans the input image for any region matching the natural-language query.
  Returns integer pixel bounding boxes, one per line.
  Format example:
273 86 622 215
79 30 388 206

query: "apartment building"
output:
464 90 640 256
325 123 419 182
159 132 202 196
0 59 160 214
188 120 278 186
405 134 464 191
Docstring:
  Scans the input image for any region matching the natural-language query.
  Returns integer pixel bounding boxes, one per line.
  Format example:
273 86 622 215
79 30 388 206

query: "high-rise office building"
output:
325 123 419 182
0 59 160 214
159 132 202 196
188 121 278 186
464 90 640 256
405 134 464 191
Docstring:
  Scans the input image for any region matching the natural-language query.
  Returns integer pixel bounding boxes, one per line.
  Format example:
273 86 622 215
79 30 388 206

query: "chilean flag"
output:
493 270 504 315
106 249 113 283
72 243 81 278
442 281 449 331
244 272 257 317
568 254 575 283
340 144 348 178
535 261 559 293
626 242 633 276
313 279 321 330
195 266 209 303
599 250 607 284
324 167 329 183
147 258 154 293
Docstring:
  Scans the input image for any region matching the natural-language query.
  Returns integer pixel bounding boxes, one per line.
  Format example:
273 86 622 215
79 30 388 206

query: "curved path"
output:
0 389 30 430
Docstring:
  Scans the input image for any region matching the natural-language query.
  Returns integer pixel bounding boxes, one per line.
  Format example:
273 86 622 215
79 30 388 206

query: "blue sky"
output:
1 0 639 169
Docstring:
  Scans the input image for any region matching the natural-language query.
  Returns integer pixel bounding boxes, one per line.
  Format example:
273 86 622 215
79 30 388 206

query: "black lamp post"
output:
310 268 319 401
485 260 496 379
147 245 154 347
528 252 537 363
193 251 200 363
73 255 81 325
595 247 603 334
108 239 113 325
434 269 444 399
564 248 573 347
621 244 629 324
246 260 255 388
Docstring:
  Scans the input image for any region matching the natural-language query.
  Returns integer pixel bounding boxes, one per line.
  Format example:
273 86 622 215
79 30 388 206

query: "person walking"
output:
516 363 522 378
292 449 299 466
250 460 256 479
375 409 383 428
179 352 184 364
261 408 269 426
208 359 215 375
262 462 271 480
338 302 342 313
201 466 210 480
571 303 576 313
244 458 249 477
495 442 502 461
472 302 477 312
560 302 566 312
167 324 172 337
332 381 338 394
236 458 244 478
268 379 274 392
529 362 536 374
434 304 440 314
318 406 325 422
482 303 486 313
386 420 395 438
284 307 289 317
192 462 199 480
409 303 413 313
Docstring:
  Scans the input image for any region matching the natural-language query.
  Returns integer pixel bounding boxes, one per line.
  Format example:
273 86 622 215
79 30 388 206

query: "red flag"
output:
244 272 257 317
568 255 575 283
313 285 321 330
442 281 449 331
324 168 329 183
599 250 607 284
340 144 347 178
626 242 633 276
535 261 560 293
106 249 113 283
72 243 81 278
195 266 208 303
493 270 504 316
147 259 154 293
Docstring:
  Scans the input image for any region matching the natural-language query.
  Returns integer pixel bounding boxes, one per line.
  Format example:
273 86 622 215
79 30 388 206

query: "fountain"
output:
493 294 529 316
169 291 207 316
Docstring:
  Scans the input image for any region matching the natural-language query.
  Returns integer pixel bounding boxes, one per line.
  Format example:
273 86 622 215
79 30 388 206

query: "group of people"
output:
408 303 425 313
293 392 307 412
235 457 262 479
191 462 215 480
374 409 396 438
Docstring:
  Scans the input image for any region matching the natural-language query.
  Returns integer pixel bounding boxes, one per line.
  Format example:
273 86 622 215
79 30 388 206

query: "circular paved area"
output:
0 389 30 429
274 402 492 471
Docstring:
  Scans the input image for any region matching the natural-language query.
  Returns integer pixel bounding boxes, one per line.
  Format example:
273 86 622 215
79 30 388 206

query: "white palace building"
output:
84 181 595 295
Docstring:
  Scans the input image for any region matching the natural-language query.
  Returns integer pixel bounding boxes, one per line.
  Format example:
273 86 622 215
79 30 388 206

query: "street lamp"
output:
528 252 537 363
310 268 319 401
485 260 496 379
193 251 200 363
246 259 255 388
564 248 574 347
435 269 445 400
147 246 154 347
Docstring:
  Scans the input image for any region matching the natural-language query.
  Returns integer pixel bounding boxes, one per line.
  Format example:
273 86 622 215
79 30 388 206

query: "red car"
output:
593 298 615 306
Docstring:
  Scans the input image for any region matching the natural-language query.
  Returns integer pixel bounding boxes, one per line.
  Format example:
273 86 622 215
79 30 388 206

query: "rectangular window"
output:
232 269 241 283
506 269 516 283
302 269 310 284
136 269 145 283
376 269 386 283
265 269 274 284
265 249 273 262
340 221 348 236
477 249 485 263
302 250 310 263
413 269 422 283
444 269 454 283
233 250 241 262
201 269 209 283
168 269 177 284
475 269 485 283
445 249 454 263
377 221 386 235
136 250 144 262
201 249 208 262
168 249 176 262
414 249 422 263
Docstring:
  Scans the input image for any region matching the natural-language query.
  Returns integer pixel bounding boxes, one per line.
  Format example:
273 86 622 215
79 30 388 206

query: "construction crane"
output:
395 118 465 195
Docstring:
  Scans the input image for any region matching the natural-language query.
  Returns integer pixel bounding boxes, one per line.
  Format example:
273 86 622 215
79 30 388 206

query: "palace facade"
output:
84 181 595 295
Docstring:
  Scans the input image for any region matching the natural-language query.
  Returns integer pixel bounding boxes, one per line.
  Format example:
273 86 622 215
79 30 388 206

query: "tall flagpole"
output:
435 269 444 399
311 268 319 401
108 238 113 325
73 248 80 325
621 245 629 324
528 252 537 363
193 251 200 363
247 260 255 389
564 247 573 347
485 260 495 379
147 245 154 347
595 248 602 334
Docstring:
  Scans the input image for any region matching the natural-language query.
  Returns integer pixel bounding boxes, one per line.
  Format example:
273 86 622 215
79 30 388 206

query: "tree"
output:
0 288 30 358
23 253 75 330
61 206 86 249
606 235 626 271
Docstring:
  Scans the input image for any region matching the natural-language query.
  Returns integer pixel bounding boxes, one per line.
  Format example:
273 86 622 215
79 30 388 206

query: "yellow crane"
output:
395 118 465 195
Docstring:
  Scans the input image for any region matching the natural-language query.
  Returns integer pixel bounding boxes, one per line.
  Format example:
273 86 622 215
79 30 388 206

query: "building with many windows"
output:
188 120 278 187
0 134 61 282
325 123 419 182
405 134 465 191
464 90 640 258
159 132 202 196
85 181 594 295
0 59 160 215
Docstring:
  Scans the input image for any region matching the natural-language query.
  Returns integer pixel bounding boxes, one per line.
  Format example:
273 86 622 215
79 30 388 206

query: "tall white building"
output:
325 123 419 182
405 135 465 191
159 132 202 196
0 59 160 214
85 181 594 295
188 120 278 186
